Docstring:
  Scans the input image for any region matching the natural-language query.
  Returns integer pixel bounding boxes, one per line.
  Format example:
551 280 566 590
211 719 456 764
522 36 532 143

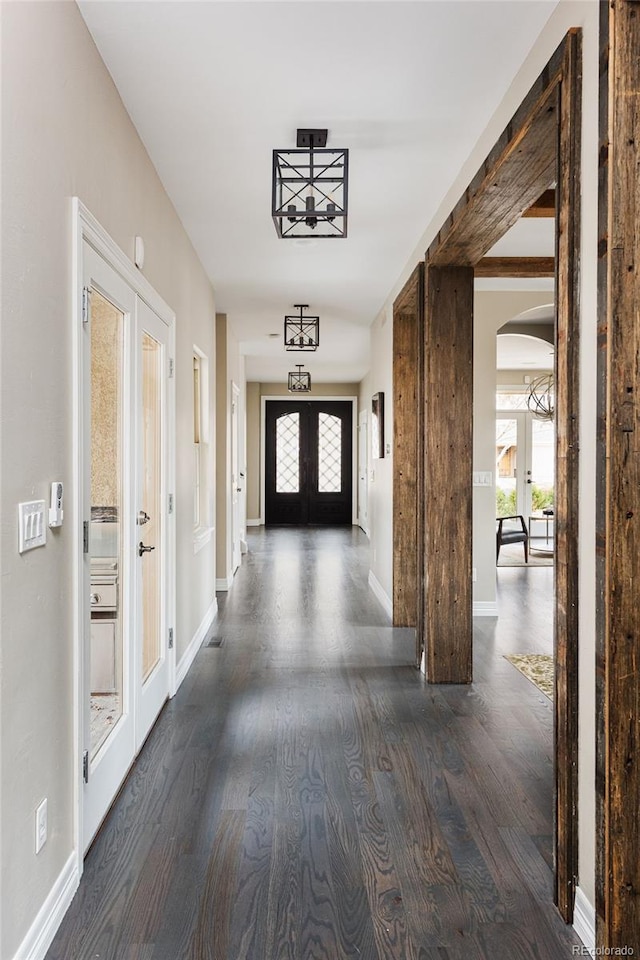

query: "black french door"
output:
265 400 353 524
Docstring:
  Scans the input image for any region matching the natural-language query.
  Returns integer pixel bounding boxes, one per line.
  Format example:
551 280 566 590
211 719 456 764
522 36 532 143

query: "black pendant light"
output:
288 364 311 393
272 129 348 239
284 304 319 352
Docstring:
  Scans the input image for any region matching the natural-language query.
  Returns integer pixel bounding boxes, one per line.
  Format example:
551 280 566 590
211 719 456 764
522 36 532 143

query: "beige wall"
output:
367 0 599 911
0 3 217 956
360 310 393 604
259 382 360 397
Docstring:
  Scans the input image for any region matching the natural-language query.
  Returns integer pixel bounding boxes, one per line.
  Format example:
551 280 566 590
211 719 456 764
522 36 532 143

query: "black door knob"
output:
138 541 155 557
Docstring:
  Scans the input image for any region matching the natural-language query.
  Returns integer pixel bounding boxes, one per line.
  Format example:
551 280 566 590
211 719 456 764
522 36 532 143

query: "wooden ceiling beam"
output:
523 188 556 218
426 47 564 267
475 256 555 278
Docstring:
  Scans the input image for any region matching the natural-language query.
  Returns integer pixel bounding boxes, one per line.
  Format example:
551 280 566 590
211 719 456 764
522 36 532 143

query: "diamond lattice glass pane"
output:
318 413 342 492
276 412 300 492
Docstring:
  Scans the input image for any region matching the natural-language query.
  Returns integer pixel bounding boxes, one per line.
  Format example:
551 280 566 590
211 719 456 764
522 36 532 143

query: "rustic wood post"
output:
554 28 581 923
597 2 640 950
423 264 474 684
393 264 424 651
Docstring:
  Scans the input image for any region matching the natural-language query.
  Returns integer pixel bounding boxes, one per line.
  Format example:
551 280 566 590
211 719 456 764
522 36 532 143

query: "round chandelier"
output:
527 373 555 421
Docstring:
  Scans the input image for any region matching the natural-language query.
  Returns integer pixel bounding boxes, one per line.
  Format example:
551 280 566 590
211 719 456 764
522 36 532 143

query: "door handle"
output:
138 541 155 557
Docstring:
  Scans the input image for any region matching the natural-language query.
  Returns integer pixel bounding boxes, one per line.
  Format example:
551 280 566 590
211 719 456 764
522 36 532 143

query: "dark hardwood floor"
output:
47 528 579 959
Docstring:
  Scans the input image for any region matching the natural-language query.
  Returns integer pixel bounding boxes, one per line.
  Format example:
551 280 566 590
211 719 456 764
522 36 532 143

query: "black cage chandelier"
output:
288 364 311 393
284 304 319 351
272 129 349 239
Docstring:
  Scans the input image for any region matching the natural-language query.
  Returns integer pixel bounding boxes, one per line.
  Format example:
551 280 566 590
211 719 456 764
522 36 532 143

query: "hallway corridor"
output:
47 528 581 959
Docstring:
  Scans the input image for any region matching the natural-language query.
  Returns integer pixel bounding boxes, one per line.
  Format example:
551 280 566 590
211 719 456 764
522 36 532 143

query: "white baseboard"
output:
473 601 498 617
368 570 393 619
13 852 78 960
175 596 218 692
246 519 262 527
215 576 233 591
573 886 596 952
240 538 248 554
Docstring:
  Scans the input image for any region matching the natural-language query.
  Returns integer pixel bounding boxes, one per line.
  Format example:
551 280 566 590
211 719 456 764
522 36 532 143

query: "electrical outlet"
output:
35 798 47 854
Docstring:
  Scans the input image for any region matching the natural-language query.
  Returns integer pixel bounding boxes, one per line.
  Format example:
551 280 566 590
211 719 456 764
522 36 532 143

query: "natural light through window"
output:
276 412 300 493
318 413 342 492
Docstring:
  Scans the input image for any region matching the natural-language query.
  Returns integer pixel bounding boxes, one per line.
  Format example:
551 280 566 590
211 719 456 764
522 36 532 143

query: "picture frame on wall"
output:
371 391 384 459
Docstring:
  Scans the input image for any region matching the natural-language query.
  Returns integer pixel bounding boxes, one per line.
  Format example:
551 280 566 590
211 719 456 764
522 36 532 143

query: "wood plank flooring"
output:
47 528 580 959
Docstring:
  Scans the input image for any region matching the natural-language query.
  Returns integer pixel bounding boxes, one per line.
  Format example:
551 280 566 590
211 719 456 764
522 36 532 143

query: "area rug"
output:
497 542 553 567
505 654 554 699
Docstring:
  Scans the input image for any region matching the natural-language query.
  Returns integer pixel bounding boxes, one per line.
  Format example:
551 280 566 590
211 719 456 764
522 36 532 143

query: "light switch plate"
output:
18 500 47 553
472 471 493 487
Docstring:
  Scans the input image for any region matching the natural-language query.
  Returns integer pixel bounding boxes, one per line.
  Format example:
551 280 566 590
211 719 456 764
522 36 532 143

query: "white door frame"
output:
358 409 369 535
80 244 137 851
135 299 172 750
259 395 358 525
72 199 176 874
231 381 241 573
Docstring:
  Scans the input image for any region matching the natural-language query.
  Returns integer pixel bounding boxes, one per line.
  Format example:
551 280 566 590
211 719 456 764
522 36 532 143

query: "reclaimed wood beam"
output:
597 2 640 951
427 81 560 265
393 264 424 645
522 188 556 218
424 264 473 684
475 256 554 278
554 28 581 926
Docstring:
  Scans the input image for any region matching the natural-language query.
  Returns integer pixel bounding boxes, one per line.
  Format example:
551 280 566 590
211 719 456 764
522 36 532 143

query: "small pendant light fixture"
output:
288 364 312 393
272 129 348 239
284 304 319 352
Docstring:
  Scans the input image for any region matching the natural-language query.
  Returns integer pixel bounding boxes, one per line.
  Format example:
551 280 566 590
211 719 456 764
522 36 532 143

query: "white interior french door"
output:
82 242 170 851
135 299 170 746
82 243 136 850
496 408 555 522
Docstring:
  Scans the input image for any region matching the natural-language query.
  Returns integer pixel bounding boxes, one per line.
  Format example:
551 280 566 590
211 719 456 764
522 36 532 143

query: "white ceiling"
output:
497 334 554 370
78 0 558 383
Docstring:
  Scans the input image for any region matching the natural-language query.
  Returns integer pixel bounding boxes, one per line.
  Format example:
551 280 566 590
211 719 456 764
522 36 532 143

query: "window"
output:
318 412 342 492
275 412 300 493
